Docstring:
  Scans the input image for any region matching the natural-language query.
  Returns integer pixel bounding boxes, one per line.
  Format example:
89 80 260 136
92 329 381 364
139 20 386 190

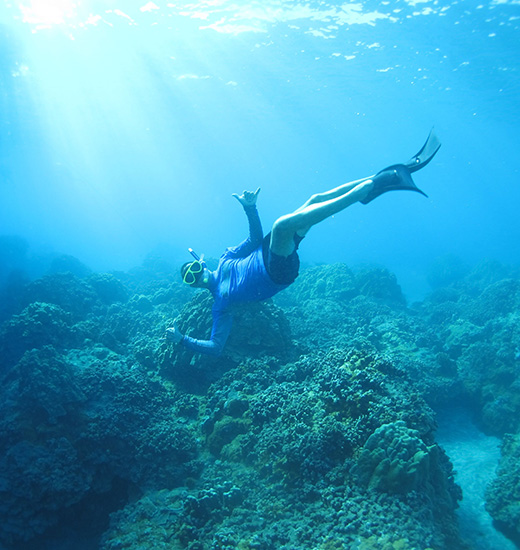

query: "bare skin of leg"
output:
270 177 374 257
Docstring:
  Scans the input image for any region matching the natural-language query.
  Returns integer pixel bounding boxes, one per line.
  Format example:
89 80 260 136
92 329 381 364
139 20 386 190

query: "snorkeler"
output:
166 130 441 356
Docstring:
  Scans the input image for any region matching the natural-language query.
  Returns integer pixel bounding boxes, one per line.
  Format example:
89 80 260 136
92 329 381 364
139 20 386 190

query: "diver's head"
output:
181 259 210 287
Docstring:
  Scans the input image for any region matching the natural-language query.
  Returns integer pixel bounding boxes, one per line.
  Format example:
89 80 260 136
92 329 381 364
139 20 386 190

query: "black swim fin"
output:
361 128 441 205
361 164 428 204
405 128 441 173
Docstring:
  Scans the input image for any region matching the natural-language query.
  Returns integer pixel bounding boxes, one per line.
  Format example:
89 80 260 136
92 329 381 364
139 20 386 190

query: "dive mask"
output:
183 248 209 285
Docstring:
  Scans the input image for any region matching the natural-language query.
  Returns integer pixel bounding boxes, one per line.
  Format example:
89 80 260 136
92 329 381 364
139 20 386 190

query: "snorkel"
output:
188 248 202 261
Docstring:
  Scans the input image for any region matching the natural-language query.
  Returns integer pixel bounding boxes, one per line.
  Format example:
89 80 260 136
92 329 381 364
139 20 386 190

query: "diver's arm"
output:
179 307 232 357
243 203 263 245
228 188 263 257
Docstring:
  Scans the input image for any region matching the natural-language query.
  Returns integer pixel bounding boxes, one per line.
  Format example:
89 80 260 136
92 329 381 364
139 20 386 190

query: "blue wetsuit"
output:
181 205 294 356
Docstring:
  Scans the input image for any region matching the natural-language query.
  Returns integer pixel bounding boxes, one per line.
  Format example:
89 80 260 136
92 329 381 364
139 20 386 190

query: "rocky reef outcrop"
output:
99 347 462 550
485 433 520 547
1 255 519 549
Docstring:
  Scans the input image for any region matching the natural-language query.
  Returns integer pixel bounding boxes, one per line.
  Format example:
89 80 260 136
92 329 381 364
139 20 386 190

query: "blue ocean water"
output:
1 0 519 299
1 3 520 550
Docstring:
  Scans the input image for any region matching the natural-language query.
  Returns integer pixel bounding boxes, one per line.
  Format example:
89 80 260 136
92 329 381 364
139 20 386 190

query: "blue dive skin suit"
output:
180 205 290 356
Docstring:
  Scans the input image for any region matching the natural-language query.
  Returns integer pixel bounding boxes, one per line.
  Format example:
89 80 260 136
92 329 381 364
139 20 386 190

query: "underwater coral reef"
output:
1 252 519 550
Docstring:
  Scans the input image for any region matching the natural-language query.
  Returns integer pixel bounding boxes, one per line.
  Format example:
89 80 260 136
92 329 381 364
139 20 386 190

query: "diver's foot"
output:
360 164 427 205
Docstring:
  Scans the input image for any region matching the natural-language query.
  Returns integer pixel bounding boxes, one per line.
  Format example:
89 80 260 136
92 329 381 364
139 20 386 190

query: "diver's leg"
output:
270 179 373 256
292 175 375 214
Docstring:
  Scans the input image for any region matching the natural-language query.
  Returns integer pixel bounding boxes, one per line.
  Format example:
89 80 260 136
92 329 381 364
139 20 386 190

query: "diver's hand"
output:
165 321 183 344
232 188 260 207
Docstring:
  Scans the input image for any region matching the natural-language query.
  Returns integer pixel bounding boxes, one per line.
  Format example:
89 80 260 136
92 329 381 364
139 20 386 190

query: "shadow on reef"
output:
11 476 131 550
0 255 519 549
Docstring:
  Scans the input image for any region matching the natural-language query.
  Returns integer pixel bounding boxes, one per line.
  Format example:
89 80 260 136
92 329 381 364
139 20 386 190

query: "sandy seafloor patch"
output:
436 406 518 550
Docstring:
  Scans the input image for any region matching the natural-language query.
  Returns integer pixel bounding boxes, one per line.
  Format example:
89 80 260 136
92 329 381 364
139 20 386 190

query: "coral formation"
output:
356 420 434 493
0 301 74 370
485 433 520 546
1 255 519 549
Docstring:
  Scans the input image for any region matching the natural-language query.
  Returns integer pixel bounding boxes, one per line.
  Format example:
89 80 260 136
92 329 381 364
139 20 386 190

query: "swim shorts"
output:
262 232 303 285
